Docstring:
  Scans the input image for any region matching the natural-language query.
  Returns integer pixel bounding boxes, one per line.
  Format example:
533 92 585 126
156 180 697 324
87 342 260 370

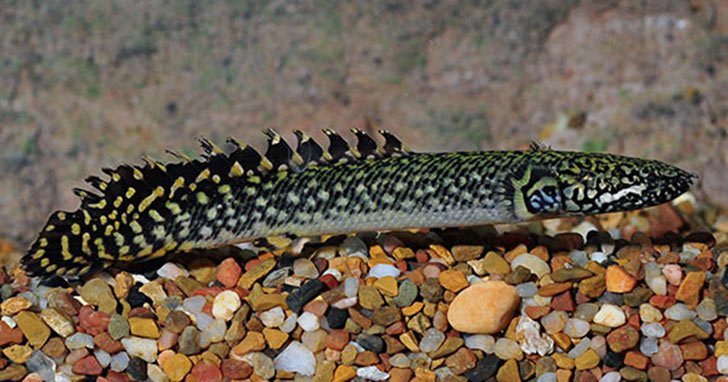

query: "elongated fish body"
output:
23 129 695 278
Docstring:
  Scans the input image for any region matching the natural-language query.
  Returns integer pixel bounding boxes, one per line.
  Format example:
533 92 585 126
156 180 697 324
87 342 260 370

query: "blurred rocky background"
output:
1 0 727 258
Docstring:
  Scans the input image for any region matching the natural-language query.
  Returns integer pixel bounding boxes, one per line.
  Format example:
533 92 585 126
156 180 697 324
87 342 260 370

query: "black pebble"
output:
126 284 152 308
277 253 295 268
285 279 325 313
356 333 384 353
126 357 147 381
465 355 500 381
604 351 624 368
326 307 348 329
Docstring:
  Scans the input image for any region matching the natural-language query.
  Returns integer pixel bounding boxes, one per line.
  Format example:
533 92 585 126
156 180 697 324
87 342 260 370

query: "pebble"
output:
297 311 320 331
80 279 117 314
606 325 639 353
109 314 130 340
640 322 666 338
65 333 94 350
129 317 161 338
664 303 697 320
651 341 684 370
563 318 590 338
419 328 445 352
40 307 75 337
15 311 51 348
392 279 418 307
293 258 320 279
156 262 189 280
593 304 625 327
494 338 523 360
367 263 400 279
644 262 667 295
211 290 240 321
160 353 192 382
465 334 495 353
189 359 222 382
260 307 285 327
240 352 274 379
110 352 130 372
121 337 158 362
357 365 390 380
541 311 568 334
216 258 242 287
510 254 550 278
274 341 316 376
448 281 520 334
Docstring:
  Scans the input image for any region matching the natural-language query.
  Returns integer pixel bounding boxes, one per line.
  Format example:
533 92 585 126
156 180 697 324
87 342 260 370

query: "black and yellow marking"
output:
23 129 695 278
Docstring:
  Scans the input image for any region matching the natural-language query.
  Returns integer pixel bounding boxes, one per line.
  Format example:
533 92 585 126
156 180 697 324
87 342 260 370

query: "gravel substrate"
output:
2 202 728 382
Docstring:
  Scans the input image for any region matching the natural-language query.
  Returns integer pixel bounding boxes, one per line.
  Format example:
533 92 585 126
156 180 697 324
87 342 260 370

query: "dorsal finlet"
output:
351 127 379 159
529 141 551 151
165 149 192 163
199 137 223 156
263 128 295 170
323 128 352 163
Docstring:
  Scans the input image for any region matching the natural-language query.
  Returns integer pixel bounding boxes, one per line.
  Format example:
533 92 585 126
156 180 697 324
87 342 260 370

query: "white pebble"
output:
664 303 697 321
344 277 359 297
697 298 717 321
718 355 728 374
494 338 523 360
510 254 550 278
121 337 157 363
640 337 659 356
464 334 495 354
182 295 206 314
297 312 320 332
567 338 591 359
419 328 445 353
644 262 667 295
260 307 286 328
599 371 621 382
367 264 401 279
331 296 358 309
590 251 607 263
641 322 666 338
94 349 111 368
356 366 390 381
593 304 625 327
516 282 538 297
572 221 598 242
147 364 169 382
274 341 316 376
212 290 241 321
156 262 189 280
293 258 319 279
563 318 590 338
110 352 130 372
280 313 298 333
537 372 556 382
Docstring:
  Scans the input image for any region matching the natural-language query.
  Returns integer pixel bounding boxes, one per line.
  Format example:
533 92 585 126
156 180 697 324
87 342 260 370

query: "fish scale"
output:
22 129 695 278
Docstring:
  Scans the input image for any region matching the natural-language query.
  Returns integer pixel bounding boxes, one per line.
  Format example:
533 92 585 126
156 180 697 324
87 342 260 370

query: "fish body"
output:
22 130 695 278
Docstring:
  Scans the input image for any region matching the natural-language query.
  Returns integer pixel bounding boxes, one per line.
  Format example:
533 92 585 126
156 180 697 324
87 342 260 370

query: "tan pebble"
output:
399 331 420 352
333 364 356 382
340 344 358 365
504 244 528 263
393 247 415 260
468 251 511 276
575 349 600 370
232 331 265 355
114 272 134 298
496 359 521 382
401 302 423 316
160 353 192 382
451 245 484 262
1 296 32 316
2 344 32 363
237 259 276 289
447 281 520 334
438 270 469 292
358 285 384 310
139 282 168 306
15 311 50 348
40 308 75 338
128 317 161 338
428 244 455 265
262 327 288 350
373 276 399 297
